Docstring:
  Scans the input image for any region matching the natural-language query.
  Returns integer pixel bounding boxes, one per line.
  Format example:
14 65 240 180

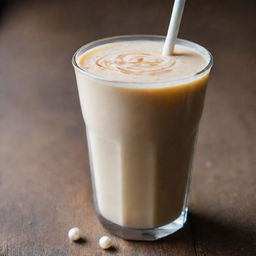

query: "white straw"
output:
162 0 186 56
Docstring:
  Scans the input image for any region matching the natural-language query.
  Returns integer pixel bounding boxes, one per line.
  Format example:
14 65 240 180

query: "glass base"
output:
98 208 188 241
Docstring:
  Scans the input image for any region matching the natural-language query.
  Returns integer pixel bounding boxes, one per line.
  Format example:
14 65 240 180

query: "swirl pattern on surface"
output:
95 51 176 76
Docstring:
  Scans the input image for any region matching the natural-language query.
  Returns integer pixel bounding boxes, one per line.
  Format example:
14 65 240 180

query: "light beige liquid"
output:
75 40 209 229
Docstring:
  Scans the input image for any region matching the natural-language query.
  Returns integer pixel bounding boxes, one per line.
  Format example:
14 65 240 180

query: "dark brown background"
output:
0 0 255 255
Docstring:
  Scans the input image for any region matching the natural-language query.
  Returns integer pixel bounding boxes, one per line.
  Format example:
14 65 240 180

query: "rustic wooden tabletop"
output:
0 0 255 255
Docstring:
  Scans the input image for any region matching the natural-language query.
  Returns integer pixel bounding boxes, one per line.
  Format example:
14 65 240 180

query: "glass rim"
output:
72 34 213 88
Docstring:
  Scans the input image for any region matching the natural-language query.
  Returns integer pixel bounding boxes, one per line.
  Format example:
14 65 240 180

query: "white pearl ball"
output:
99 236 112 249
68 227 81 241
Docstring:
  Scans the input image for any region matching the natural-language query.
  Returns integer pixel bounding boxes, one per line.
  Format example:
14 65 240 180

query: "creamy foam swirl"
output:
78 41 207 83
95 52 176 76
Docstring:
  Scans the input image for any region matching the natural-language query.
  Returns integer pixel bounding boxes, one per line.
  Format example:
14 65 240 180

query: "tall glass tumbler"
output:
72 35 213 241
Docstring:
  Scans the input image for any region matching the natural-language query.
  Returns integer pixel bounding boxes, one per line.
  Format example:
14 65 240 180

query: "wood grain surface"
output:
0 0 255 255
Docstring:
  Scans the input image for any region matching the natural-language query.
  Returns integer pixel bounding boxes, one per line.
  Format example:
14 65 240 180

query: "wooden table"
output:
0 0 255 255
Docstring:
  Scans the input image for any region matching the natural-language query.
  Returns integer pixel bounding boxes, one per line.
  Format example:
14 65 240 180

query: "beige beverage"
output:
73 35 212 240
